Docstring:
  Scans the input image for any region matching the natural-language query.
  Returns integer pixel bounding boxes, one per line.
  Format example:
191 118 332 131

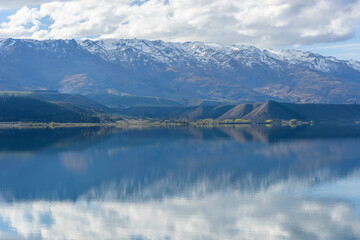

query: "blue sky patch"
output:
39 15 54 30
130 0 150 6
0 9 18 24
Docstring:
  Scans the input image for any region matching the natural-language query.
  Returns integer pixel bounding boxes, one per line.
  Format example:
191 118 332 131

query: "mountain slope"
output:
219 101 360 122
239 101 307 121
217 103 262 120
28 91 110 114
0 38 360 103
118 101 360 122
0 91 110 114
0 96 100 123
277 102 360 122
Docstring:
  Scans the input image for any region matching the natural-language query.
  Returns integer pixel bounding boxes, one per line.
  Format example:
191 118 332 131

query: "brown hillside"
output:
217 103 262 120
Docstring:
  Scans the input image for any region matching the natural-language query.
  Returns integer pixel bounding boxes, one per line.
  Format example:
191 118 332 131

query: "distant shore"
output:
0 118 356 129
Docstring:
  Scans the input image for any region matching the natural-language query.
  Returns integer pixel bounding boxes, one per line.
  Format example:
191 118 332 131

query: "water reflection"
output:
0 125 359 239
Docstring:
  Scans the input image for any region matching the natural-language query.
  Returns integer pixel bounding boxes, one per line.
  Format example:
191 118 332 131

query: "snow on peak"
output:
0 39 6 48
0 37 350 74
78 39 237 67
347 59 360 72
267 49 317 62
76 38 358 73
266 49 343 72
0 38 16 50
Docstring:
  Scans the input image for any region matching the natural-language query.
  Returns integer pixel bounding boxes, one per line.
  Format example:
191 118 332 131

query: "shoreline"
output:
0 119 358 129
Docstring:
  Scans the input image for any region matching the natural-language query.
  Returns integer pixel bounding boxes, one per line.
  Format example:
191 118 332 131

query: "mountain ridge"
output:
0 38 359 104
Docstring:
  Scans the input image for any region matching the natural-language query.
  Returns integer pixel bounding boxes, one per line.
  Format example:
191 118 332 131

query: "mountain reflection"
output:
0 125 359 239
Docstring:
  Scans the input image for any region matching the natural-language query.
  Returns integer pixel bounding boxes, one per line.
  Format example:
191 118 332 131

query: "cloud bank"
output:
0 0 360 47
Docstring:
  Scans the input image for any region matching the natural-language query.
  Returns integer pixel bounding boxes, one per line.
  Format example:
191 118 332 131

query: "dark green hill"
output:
0 96 100 123
29 92 109 113
279 102 360 122
0 91 110 114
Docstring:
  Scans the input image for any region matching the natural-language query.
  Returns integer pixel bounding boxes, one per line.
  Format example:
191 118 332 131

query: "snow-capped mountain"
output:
0 38 359 103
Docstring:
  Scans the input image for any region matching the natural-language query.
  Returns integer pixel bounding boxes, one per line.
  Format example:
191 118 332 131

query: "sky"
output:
0 0 360 60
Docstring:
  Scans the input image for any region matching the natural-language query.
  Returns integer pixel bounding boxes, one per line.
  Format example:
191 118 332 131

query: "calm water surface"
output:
0 125 359 240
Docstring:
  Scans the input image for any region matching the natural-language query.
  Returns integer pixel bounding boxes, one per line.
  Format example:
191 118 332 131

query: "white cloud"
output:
0 0 359 47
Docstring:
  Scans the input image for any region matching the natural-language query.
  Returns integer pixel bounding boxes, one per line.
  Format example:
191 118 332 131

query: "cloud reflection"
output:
0 181 359 240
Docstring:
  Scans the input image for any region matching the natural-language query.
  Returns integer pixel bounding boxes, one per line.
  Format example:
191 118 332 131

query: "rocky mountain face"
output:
0 38 359 103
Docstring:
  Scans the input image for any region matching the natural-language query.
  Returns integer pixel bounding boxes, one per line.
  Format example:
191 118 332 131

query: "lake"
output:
0 125 359 240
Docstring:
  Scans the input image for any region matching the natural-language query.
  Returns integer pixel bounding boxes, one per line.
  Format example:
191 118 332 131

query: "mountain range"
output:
1 38 360 104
